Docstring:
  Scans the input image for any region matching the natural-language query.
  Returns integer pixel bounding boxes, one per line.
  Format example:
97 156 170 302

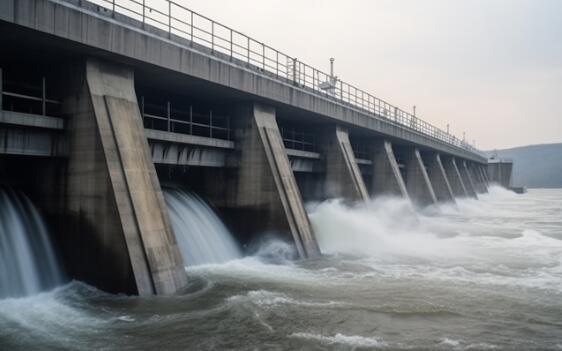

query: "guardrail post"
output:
112 0 115 18
167 101 171 132
209 109 213 138
42 76 46 116
168 1 172 38
247 37 250 64
0 68 3 110
142 0 145 28
190 12 194 45
211 22 215 52
292 58 297 84
262 45 265 70
230 30 233 58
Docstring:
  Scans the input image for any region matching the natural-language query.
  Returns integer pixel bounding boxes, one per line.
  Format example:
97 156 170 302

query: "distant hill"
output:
485 143 562 188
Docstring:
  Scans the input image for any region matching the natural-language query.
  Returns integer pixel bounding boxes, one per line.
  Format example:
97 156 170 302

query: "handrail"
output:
74 0 483 156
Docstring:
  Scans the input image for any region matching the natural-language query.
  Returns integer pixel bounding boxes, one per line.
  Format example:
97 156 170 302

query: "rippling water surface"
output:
1 187 561 350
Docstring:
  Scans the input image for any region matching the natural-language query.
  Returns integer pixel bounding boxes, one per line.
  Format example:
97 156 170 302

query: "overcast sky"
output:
178 0 561 150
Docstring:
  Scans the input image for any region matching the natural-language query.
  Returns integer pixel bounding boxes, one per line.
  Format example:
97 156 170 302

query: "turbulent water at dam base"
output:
1 187 561 350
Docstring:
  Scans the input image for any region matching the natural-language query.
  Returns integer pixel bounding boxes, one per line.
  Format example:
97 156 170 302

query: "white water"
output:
1 187 561 350
164 189 242 266
0 189 63 299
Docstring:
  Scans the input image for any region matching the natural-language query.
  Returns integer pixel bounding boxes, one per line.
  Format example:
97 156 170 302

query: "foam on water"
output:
308 186 562 293
0 188 63 299
164 189 242 266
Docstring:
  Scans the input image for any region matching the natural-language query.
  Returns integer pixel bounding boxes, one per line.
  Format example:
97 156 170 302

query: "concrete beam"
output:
425 153 456 203
235 103 320 259
371 140 408 198
0 110 64 130
442 157 468 198
321 126 369 202
459 160 478 198
63 59 187 296
404 148 438 206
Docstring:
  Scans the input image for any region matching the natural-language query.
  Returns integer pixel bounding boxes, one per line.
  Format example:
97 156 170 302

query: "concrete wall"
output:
321 126 369 202
487 162 513 188
235 103 320 258
62 59 187 296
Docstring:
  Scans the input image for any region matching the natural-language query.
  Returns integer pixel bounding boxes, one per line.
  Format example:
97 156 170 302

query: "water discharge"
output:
0 188 63 299
1 187 561 350
164 189 242 266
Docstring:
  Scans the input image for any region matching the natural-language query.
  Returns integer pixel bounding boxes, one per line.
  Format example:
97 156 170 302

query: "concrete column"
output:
321 126 369 202
371 140 408 198
405 148 438 206
442 157 468 198
425 153 456 203
63 59 187 296
235 103 320 259
459 160 478 198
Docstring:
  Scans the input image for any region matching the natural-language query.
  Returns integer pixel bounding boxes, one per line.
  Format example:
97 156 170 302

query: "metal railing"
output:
140 97 231 140
77 0 482 156
279 127 317 153
0 69 61 117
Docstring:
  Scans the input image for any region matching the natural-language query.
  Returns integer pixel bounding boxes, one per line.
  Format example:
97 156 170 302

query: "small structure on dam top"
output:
0 0 499 296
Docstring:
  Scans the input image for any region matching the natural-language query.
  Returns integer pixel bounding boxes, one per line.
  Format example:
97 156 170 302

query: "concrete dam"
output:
0 0 496 297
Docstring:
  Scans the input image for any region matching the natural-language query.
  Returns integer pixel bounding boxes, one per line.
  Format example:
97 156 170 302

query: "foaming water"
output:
0 188 63 299
164 189 242 266
1 187 561 350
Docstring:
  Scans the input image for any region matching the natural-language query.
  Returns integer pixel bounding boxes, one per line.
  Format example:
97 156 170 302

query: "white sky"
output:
178 0 562 149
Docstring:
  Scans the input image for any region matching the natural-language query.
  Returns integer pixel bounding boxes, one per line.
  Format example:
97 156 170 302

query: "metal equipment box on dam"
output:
0 0 494 295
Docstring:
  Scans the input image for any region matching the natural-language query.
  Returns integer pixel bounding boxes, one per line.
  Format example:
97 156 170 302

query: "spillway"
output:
164 189 242 266
0 188 63 299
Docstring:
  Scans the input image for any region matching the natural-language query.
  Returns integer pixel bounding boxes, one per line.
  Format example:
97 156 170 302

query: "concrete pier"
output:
459 160 478 198
471 164 488 193
425 153 456 203
235 103 320 259
487 160 513 188
322 126 369 202
371 141 408 198
64 59 187 295
404 148 438 206
442 157 469 198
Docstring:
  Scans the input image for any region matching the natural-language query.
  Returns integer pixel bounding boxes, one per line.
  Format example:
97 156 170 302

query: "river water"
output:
1 187 561 350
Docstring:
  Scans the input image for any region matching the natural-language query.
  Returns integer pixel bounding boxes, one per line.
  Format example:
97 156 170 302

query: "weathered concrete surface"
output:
321 126 369 202
425 153 456 203
64 59 187 296
371 141 408 198
2 0 486 164
235 103 320 259
479 165 490 187
442 157 469 198
487 161 513 188
459 160 478 199
470 163 488 194
405 148 437 206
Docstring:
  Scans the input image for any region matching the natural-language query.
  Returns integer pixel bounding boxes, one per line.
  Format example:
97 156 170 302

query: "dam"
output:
0 0 494 297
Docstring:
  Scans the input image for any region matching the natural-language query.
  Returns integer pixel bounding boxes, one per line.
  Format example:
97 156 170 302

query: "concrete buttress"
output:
442 157 469 198
426 153 456 203
235 103 320 259
405 148 438 206
64 59 187 296
459 160 478 198
371 141 408 198
322 126 369 202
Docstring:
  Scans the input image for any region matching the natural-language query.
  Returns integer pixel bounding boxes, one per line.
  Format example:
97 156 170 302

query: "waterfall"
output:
164 189 242 266
0 188 63 299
